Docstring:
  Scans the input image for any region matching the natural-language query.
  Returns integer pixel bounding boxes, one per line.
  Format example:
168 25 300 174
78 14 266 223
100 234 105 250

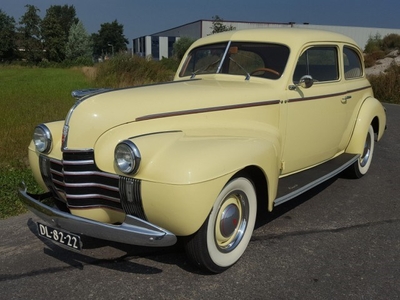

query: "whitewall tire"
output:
185 177 257 273
347 125 375 178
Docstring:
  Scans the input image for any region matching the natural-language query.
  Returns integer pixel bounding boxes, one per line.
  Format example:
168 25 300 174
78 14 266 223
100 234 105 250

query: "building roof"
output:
189 27 358 49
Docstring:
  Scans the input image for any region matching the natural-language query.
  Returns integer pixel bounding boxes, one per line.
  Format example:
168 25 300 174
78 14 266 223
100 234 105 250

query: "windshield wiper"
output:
229 57 251 80
191 58 221 79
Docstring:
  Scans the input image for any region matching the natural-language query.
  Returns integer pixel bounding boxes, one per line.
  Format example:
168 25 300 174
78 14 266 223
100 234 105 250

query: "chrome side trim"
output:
274 154 359 206
18 183 177 247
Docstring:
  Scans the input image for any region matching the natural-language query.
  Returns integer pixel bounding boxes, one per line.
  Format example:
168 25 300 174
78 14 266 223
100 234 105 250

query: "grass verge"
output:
0 66 91 218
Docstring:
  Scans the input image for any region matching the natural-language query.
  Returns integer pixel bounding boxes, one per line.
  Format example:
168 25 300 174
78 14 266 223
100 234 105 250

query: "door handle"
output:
341 95 352 103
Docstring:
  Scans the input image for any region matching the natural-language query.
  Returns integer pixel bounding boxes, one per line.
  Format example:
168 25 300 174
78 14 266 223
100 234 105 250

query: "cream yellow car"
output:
19 28 386 273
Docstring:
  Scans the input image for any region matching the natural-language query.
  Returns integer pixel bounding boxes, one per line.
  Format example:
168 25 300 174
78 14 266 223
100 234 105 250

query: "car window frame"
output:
293 45 340 84
343 45 364 80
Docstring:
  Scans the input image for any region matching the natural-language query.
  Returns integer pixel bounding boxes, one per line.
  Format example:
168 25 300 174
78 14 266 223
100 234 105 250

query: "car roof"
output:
189 28 359 49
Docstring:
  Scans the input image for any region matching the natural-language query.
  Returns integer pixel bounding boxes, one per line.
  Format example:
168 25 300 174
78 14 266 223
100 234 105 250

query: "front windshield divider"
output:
216 41 232 74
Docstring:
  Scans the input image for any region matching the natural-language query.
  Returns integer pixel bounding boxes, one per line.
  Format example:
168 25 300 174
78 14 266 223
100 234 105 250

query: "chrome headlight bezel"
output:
114 140 141 174
33 124 52 153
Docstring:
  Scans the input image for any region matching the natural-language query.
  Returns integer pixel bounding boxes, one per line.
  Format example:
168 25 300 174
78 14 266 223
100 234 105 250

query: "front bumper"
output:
18 182 177 247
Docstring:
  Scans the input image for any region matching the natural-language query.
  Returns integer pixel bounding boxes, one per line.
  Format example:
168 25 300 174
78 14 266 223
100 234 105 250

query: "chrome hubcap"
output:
215 191 248 253
220 204 240 238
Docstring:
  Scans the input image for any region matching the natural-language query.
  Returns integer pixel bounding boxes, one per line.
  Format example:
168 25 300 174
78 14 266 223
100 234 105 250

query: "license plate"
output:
37 222 82 250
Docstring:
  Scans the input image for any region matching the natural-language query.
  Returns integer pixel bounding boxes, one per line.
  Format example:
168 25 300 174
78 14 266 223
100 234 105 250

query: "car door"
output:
281 45 348 174
339 45 370 148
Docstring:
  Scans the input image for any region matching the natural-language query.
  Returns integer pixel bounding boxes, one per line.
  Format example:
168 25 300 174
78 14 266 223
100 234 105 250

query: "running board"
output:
274 153 359 207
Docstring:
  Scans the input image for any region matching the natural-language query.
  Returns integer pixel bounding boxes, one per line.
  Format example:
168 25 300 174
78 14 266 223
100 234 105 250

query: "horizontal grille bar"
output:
41 151 123 211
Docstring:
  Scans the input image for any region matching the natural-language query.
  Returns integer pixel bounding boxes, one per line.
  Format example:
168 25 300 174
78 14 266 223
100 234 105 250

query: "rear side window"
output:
293 46 339 83
343 47 363 79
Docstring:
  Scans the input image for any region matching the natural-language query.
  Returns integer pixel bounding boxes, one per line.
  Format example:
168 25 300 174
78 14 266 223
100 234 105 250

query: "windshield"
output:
180 42 290 80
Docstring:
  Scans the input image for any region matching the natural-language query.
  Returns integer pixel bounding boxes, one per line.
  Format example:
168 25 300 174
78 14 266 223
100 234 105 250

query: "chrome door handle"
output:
341 95 352 103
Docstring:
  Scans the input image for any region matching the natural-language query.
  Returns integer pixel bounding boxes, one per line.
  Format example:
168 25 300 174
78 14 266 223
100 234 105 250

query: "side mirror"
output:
289 75 314 90
299 75 314 88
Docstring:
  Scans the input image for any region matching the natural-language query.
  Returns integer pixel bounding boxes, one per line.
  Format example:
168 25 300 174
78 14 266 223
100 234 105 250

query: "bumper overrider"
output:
18 182 177 247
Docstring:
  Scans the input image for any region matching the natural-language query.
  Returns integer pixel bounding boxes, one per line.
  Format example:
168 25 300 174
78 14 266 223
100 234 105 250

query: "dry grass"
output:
368 65 400 104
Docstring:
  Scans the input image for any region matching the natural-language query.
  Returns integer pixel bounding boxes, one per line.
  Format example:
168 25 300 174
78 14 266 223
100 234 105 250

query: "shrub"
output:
382 33 400 51
94 54 175 88
159 56 180 72
364 50 386 68
364 33 383 54
364 33 400 67
368 65 400 104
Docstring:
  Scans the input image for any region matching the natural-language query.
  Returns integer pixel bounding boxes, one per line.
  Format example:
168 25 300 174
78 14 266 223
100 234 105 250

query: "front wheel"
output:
346 125 375 178
185 177 257 273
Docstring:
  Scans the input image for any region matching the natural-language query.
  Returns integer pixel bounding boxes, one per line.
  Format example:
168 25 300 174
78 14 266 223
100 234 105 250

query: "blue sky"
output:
2 0 400 42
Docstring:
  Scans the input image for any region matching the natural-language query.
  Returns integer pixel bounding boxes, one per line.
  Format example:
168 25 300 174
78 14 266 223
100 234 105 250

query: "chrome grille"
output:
39 150 146 220
40 151 121 211
119 177 146 220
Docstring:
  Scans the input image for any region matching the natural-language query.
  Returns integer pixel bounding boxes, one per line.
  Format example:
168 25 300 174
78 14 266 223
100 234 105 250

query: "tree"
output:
0 9 17 61
173 36 196 60
92 20 128 58
210 15 236 35
41 5 79 62
65 21 92 61
19 5 43 63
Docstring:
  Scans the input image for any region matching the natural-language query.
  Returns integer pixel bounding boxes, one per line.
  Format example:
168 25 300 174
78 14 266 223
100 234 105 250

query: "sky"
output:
2 0 400 44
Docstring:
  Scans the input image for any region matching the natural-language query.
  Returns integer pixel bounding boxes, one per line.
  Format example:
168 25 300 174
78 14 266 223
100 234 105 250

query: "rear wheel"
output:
185 177 257 273
347 125 375 178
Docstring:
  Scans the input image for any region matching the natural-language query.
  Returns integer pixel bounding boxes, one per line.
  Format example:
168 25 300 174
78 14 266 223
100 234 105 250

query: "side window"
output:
343 46 363 79
293 46 339 83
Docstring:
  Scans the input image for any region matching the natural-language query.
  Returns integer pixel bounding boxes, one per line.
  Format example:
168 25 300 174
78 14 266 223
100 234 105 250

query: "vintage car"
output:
19 28 386 273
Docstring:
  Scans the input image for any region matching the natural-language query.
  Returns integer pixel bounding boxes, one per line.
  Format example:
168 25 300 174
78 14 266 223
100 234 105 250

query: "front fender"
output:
346 97 386 155
95 127 281 184
139 132 280 235
134 131 280 184
95 129 281 235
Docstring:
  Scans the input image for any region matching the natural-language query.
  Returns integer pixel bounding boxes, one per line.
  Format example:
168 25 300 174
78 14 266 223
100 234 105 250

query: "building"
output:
132 19 400 60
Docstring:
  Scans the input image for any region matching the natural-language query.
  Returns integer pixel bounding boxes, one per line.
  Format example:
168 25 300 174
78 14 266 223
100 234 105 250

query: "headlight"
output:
33 124 52 153
114 140 141 174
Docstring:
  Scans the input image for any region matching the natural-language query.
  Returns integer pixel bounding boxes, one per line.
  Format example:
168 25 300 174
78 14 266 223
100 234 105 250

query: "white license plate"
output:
37 222 82 250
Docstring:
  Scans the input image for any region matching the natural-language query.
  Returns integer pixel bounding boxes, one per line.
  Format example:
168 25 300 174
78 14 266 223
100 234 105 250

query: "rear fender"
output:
346 97 386 155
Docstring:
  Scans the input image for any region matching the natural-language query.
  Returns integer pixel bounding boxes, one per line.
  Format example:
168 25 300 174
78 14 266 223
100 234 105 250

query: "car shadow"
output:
254 176 338 229
26 175 338 275
26 218 198 274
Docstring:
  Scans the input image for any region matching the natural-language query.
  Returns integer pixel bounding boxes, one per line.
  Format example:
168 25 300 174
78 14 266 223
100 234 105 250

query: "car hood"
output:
64 77 281 149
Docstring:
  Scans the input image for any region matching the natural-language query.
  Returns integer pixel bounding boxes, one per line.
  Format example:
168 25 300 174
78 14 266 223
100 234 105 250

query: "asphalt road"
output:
1 104 399 300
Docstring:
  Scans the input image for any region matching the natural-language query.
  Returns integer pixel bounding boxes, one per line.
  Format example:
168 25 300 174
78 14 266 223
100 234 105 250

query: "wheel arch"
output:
234 165 270 217
371 115 380 138
346 97 386 155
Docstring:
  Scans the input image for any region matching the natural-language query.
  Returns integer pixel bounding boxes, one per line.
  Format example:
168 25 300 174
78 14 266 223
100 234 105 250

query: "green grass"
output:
0 66 91 218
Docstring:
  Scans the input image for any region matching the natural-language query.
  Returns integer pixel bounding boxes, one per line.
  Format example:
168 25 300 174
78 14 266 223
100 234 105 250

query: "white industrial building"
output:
132 20 400 60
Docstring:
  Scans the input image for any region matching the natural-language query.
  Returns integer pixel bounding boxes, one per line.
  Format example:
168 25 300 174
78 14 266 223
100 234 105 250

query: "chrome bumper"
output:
18 182 177 247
